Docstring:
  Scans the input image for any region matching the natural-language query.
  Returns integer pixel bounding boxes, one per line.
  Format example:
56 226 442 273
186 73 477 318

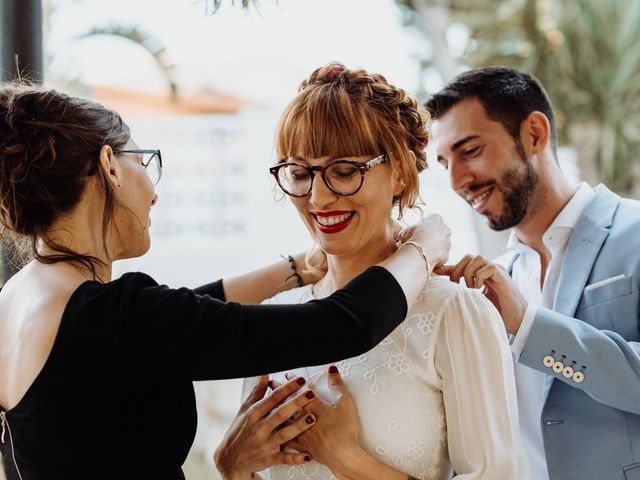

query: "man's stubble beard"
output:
486 140 539 231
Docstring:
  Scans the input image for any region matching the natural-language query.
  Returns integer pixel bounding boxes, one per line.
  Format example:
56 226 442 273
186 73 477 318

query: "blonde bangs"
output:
276 86 382 162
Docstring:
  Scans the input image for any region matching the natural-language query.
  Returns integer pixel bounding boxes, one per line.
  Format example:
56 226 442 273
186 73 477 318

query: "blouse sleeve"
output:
434 289 529 479
112 267 407 383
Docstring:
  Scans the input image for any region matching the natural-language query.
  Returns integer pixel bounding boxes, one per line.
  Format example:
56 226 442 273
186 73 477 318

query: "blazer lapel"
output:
552 184 619 317
542 185 619 403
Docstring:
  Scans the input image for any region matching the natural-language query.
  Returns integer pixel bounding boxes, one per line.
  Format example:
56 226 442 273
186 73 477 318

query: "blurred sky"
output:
47 0 434 108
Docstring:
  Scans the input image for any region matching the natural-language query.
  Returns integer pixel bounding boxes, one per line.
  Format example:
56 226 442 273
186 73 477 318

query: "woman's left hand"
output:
280 366 364 472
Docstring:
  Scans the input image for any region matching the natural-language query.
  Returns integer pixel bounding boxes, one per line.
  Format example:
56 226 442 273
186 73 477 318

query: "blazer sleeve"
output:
434 289 529 480
519 306 640 414
115 267 407 382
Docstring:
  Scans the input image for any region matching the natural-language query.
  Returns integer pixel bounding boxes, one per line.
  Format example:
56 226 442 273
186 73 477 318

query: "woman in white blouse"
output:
225 63 529 480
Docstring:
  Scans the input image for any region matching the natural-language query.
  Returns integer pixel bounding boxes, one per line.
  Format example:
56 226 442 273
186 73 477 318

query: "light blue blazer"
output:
510 185 640 480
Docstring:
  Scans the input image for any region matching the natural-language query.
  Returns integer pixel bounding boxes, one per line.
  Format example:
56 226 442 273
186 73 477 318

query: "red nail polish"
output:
304 455 312 462
305 415 315 424
305 390 315 399
329 365 339 374
296 377 306 386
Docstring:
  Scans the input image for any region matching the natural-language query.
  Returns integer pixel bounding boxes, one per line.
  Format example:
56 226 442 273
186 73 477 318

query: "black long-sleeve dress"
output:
0 267 406 479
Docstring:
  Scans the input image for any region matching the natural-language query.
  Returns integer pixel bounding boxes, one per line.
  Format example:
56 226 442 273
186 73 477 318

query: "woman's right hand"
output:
214 375 317 480
399 213 451 269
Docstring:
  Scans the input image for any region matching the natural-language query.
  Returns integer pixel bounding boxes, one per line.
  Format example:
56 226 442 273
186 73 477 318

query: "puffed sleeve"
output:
434 289 530 479
107 267 406 382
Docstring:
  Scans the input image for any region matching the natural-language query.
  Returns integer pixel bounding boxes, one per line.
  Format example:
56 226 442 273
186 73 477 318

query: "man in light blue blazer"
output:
427 67 640 480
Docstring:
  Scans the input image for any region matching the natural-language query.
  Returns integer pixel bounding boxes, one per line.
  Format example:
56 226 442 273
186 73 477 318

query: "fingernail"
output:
328 365 339 374
304 455 312 462
296 377 306 386
304 390 315 399
305 415 315 424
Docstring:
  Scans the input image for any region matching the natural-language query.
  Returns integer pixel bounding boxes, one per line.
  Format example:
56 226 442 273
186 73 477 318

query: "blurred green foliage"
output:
396 0 640 197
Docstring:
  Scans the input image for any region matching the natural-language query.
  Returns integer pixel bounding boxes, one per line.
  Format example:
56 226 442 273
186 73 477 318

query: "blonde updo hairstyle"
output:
275 63 429 273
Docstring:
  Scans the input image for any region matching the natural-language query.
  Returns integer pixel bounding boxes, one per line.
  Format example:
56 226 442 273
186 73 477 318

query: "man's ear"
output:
97 145 121 189
523 111 551 155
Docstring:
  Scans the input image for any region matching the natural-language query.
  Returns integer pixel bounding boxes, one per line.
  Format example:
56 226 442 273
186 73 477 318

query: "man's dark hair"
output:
425 66 557 157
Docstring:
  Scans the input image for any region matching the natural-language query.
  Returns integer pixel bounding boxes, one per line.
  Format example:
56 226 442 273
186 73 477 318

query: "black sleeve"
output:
117 267 407 382
194 279 225 300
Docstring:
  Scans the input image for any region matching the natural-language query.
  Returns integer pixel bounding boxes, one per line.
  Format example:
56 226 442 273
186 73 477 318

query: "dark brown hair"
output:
0 81 130 278
276 62 429 219
425 66 557 158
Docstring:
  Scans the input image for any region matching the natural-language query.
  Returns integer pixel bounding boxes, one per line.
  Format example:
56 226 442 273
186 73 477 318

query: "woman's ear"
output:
97 145 121 189
392 152 411 197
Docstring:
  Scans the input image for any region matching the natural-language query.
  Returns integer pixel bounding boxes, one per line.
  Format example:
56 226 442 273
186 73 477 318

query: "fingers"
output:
247 376 307 422
240 375 270 412
268 378 283 390
463 255 488 288
272 412 317 445
433 264 454 276
326 365 346 395
274 452 313 466
448 254 473 284
263 387 317 432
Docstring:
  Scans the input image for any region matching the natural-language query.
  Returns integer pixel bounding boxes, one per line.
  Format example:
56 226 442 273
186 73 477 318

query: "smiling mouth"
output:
467 185 495 210
312 211 355 233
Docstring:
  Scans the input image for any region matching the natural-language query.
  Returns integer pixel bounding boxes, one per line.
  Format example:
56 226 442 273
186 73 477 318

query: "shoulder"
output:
262 285 313 305
419 276 505 335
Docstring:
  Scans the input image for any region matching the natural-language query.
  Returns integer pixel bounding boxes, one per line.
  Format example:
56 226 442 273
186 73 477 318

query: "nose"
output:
308 172 338 207
151 192 158 207
448 157 474 193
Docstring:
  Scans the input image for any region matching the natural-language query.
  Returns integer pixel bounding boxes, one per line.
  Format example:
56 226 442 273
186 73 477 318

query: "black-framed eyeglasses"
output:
269 154 387 197
115 149 163 186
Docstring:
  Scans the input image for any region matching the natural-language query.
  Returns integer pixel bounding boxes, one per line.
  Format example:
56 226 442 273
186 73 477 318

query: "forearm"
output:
222 252 309 303
330 447 416 480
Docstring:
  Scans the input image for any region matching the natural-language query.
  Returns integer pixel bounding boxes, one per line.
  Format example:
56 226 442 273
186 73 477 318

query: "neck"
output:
40 186 114 283
316 225 397 295
514 155 577 255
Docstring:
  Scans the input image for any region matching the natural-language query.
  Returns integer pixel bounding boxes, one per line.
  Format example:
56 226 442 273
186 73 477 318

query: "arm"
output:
121 215 450 382
519 306 640 414
444 253 640 415
221 252 319 303
435 289 528 479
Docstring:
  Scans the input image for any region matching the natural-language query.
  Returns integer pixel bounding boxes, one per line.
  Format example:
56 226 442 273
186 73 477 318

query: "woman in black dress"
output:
0 82 450 479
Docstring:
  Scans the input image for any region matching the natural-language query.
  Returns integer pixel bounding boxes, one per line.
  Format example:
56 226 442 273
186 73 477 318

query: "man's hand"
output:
436 254 528 334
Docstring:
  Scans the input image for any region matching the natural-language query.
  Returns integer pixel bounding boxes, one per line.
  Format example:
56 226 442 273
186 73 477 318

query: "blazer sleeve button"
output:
573 371 585 383
543 355 555 368
562 366 574 378
552 361 565 373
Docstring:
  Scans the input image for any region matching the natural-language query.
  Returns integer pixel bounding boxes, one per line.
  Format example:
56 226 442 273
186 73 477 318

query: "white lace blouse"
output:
249 276 529 480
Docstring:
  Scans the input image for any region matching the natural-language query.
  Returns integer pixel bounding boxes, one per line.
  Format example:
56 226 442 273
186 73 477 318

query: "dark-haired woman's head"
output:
274 63 429 270
0 82 157 278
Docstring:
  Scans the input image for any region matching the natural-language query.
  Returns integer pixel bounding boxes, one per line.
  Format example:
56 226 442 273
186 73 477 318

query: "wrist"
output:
401 241 432 273
330 446 370 480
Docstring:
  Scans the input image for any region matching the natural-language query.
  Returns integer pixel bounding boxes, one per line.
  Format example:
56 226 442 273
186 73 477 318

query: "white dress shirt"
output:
507 182 594 480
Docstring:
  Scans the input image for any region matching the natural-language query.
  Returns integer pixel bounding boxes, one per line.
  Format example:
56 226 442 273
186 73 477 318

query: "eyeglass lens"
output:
144 153 162 186
277 162 362 196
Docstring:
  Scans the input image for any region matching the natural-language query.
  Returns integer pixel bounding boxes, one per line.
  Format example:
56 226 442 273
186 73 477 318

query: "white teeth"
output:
471 188 492 207
315 212 353 226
